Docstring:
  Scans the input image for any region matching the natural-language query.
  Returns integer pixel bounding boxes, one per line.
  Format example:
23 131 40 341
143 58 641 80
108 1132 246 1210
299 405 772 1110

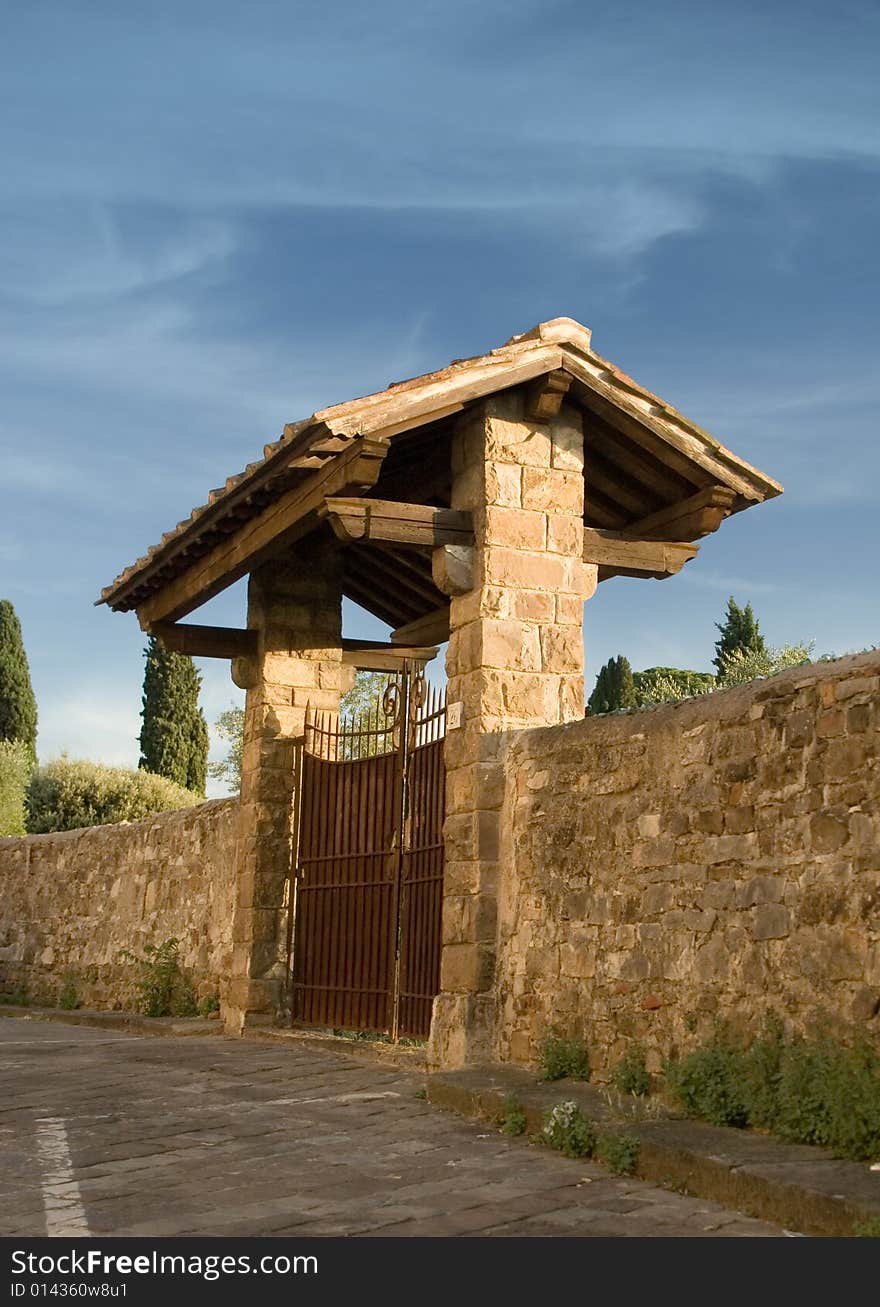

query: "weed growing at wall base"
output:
118 938 198 1018
665 1024 880 1162
612 1043 651 1097
500 1093 527 1136
540 1035 591 1082
596 1132 640 1175
542 1101 596 1158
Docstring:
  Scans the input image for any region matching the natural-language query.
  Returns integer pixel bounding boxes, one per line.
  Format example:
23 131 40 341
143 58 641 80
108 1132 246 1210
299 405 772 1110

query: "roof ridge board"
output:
308 337 556 425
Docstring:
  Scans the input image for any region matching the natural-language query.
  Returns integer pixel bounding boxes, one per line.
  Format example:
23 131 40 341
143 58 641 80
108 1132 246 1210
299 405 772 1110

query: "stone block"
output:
752 904 790 940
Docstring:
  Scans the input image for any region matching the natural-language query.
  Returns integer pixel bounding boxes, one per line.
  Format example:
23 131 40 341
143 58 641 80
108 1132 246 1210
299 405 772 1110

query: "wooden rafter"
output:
627 485 739 541
391 606 450 647
135 438 389 629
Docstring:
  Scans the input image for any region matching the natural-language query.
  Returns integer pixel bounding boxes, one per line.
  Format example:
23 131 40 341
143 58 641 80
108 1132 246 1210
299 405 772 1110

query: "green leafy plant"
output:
664 1041 750 1128
540 1035 591 1082
542 1101 596 1158
118 937 198 1017
26 758 202 833
853 1216 880 1238
0 738 32 835
57 975 80 1010
500 1093 527 1136
612 1044 651 1097
197 993 220 1017
596 1132 640 1175
0 984 27 1006
665 1023 880 1163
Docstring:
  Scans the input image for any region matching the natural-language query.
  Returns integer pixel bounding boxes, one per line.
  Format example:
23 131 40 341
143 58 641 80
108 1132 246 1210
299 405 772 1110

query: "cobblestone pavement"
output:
0 1021 783 1238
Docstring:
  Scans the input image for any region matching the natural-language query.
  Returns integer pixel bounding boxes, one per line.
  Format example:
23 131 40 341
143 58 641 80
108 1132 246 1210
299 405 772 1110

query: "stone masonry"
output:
0 799 237 1008
493 650 880 1075
224 533 346 1032
429 391 597 1069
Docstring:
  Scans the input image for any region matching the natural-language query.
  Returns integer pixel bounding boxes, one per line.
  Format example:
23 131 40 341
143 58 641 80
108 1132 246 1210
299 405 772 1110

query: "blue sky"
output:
1 0 878 793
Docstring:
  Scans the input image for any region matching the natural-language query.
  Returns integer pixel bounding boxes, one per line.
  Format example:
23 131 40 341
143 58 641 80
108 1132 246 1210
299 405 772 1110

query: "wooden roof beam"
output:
321 497 473 548
134 437 389 629
152 622 258 659
341 639 439 671
584 527 698 582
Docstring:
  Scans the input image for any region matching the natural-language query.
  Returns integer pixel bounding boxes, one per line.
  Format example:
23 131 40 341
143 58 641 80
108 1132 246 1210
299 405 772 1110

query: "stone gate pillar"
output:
223 534 345 1033
428 389 596 1068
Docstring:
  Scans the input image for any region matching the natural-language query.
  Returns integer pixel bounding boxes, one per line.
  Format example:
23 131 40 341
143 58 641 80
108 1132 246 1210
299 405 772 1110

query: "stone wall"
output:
0 799 237 1009
494 651 880 1074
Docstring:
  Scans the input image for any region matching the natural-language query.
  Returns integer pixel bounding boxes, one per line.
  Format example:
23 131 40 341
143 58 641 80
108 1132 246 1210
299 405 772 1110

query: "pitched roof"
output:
99 317 782 615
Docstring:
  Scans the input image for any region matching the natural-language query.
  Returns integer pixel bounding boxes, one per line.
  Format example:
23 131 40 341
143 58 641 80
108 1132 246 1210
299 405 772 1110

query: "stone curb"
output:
0 1004 427 1068
240 1024 428 1069
0 1005 221 1038
428 1065 880 1237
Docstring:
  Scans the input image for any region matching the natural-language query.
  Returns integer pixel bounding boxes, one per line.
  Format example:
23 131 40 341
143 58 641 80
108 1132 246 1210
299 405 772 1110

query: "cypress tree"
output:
0 600 37 762
588 655 637 715
139 637 208 796
713 597 766 676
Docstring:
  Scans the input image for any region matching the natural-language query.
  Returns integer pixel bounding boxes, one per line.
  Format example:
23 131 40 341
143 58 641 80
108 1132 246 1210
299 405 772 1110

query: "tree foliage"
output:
0 739 32 835
207 705 245 793
713 597 766 677
139 637 208 796
633 666 716 705
719 642 814 686
0 600 37 761
588 655 636 715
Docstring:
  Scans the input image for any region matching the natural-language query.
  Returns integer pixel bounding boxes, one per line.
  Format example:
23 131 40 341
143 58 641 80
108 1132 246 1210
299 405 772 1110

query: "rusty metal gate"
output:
289 669 445 1040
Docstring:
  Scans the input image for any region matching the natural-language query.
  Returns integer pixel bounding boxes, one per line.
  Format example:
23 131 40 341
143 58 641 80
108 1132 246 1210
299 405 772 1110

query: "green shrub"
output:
665 1042 750 1128
0 984 27 1006
57 976 79 1010
854 1216 880 1238
27 758 202 833
665 1024 880 1163
612 1043 651 1097
197 993 220 1017
0 738 32 835
540 1035 591 1082
596 1132 640 1175
542 1101 596 1158
118 938 198 1017
773 1038 880 1162
500 1093 527 1136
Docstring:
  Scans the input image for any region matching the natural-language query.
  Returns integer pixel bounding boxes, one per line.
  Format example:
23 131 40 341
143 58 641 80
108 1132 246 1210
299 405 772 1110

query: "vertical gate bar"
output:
285 733 304 1011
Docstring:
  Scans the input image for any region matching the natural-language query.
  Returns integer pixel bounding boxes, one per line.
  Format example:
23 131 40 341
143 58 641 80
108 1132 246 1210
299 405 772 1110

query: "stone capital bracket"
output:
231 655 259 690
432 544 475 597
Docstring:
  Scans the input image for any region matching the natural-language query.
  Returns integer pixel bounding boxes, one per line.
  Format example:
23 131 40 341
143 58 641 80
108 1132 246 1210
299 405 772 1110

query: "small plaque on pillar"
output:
447 701 463 730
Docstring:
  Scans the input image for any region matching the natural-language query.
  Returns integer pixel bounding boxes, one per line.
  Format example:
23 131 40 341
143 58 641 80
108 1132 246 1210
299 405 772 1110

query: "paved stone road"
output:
0 1021 782 1238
